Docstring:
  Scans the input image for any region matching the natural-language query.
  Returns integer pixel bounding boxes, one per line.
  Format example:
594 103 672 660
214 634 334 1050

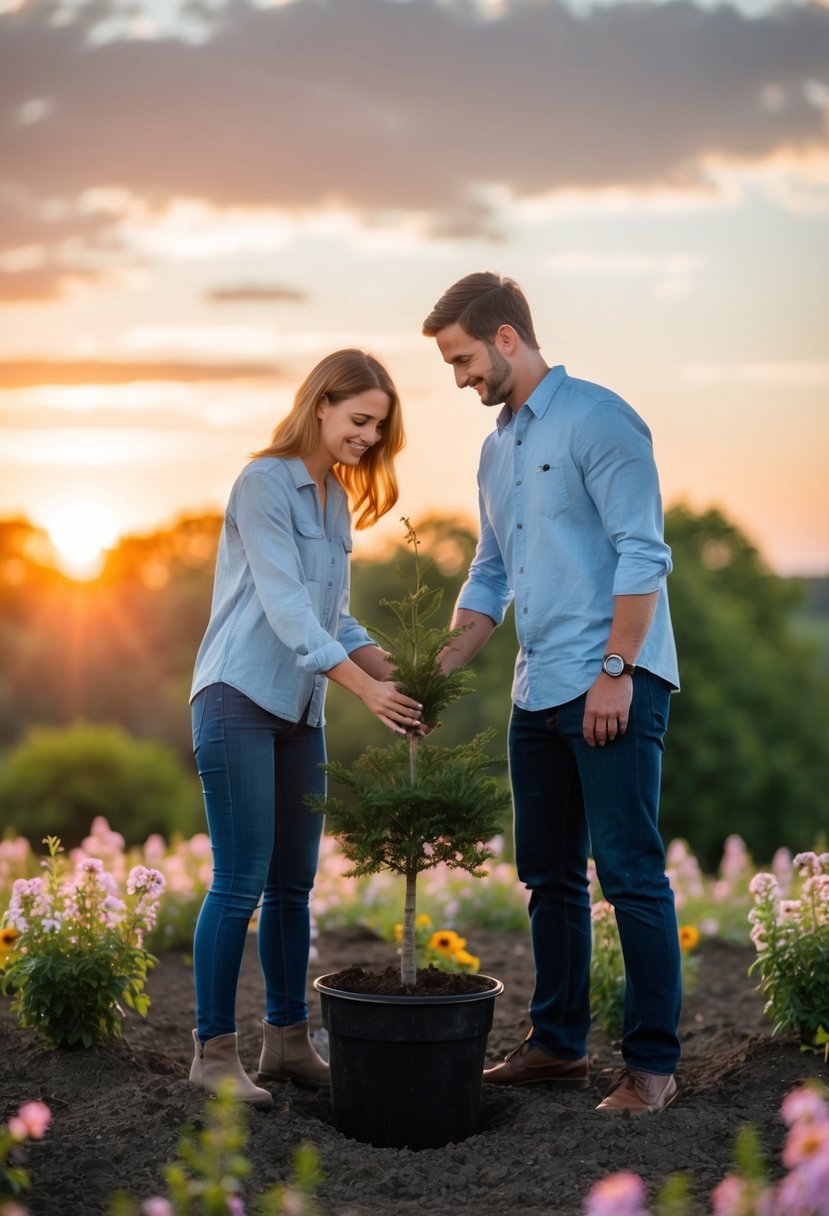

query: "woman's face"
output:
315 388 391 470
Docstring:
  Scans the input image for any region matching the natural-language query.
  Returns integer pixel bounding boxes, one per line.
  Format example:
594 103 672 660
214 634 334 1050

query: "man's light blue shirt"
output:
457 366 679 709
190 457 376 726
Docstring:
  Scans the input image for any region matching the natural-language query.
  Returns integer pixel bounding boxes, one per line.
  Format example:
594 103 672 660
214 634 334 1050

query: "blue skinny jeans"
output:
191 682 325 1041
508 671 682 1074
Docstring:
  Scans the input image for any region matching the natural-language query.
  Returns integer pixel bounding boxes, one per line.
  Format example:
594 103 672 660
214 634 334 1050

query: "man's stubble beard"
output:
478 343 513 408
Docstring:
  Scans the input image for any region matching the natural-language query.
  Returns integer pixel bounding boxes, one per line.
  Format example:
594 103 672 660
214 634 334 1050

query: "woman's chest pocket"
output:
293 517 327 583
531 462 569 520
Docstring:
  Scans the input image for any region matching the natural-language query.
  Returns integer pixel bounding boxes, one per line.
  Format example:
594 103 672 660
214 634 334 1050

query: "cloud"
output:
1 0 828 255
0 358 281 388
206 283 307 304
0 186 125 299
0 265 102 302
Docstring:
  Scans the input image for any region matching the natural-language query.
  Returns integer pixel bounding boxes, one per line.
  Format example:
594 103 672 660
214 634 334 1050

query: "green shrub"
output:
0 721 202 848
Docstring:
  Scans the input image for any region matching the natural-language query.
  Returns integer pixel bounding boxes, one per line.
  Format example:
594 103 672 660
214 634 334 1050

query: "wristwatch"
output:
602 653 636 678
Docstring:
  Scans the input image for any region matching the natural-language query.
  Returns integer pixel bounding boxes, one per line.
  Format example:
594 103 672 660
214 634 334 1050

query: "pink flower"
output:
583 1170 649 1216
721 835 750 882
711 1176 773 1216
749 873 779 899
7 1100 52 1142
591 900 615 923
141 1200 175 1216
144 834 166 862
782 1119 829 1174
750 922 768 951
773 1167 828 1216
127 866 165 897
780 1085 829 1128
771 847 793 892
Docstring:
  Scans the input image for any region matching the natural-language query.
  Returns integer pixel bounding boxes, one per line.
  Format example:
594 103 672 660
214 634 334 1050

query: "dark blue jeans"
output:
508 672 681 1074
191 683 325 1041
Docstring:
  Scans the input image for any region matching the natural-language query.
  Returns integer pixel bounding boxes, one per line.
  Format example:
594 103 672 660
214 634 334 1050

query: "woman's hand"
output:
359 679 423 735
326 655 423 735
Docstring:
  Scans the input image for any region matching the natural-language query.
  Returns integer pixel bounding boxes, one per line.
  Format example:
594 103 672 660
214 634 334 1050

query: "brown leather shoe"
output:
595 1067 678 1115
483 1038 589 1088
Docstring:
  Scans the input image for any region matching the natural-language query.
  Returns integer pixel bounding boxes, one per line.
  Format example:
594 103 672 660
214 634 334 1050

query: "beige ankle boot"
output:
257 1019 330 1089
189 1030 274 1109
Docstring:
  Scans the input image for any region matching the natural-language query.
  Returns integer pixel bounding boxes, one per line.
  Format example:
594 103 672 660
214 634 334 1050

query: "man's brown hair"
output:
422 271 540 349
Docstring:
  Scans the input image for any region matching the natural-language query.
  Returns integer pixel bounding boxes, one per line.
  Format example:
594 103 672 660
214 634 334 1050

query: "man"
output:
422 272 681 1116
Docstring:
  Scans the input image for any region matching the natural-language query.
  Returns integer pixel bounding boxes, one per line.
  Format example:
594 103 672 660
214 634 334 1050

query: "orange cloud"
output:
0 360 281 389
206 283 307 304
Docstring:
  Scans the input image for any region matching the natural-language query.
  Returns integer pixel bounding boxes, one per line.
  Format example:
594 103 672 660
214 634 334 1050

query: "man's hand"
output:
582 673 633 747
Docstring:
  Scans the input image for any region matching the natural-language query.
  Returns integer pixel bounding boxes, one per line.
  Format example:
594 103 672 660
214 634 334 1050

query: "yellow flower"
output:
428 929 466 956
415 913 433 929
393 923 403 943
0 926 19 963
679 924 700 951
453 949 480 971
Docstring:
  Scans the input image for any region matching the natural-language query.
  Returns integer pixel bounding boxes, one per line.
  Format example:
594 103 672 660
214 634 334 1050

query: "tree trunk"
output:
400 867 418 990
399 732 420 989
408 733 418 785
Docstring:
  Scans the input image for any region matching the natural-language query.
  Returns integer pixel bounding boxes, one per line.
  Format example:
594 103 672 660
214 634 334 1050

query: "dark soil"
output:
320 964 495 997
3 927 826 1216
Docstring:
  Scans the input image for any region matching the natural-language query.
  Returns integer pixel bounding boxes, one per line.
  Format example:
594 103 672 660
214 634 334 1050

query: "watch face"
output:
603 654 625 677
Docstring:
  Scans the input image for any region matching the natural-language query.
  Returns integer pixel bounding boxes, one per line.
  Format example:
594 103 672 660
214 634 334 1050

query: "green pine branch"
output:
368 517 474 727
308 732 509 881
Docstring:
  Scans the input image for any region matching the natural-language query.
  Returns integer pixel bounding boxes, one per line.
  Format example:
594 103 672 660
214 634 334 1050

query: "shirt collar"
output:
287 458 344 502
287 458 316 488
496 365 566 429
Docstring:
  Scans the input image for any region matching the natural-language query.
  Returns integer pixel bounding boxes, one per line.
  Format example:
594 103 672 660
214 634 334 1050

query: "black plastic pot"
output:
313 973 504 1149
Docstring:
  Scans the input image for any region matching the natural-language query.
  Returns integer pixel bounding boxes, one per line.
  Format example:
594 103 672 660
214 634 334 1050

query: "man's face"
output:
435 322 514 408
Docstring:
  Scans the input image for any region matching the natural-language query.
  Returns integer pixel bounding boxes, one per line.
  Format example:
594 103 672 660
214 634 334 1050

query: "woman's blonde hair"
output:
253 349 404 529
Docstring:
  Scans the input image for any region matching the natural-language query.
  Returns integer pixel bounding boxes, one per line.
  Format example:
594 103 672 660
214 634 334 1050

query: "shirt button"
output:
519 566 524 574
516 440 522 446
327 581 333 588
515 480 522 486
523 607 528 614
517 523 523 529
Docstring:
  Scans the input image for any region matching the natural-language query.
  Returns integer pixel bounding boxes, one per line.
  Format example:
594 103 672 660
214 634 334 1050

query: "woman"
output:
188 350 422 1107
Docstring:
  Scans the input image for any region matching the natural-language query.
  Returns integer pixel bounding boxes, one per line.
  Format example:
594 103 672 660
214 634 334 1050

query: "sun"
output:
45 499 119 579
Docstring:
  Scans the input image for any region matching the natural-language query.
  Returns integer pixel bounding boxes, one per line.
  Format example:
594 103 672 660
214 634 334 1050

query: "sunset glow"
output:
45 501 118 580
1 0 827 575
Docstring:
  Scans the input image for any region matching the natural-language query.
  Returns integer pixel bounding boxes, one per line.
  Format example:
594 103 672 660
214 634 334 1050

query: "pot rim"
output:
313 972 504 1006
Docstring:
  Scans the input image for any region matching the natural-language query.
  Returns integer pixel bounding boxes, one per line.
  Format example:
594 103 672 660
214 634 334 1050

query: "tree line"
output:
0 509 826 869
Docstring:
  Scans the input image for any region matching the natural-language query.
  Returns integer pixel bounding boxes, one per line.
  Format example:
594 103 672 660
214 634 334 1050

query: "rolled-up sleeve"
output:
233 470 349 674
457 486 514 624
337 611 376 655
577 404 673 597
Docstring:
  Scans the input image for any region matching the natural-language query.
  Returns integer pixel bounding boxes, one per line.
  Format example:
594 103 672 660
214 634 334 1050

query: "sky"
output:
1 0 828 576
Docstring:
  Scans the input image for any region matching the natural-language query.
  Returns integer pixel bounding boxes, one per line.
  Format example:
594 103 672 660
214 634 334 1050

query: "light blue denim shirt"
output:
457 366 679 709
190 457 376 726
